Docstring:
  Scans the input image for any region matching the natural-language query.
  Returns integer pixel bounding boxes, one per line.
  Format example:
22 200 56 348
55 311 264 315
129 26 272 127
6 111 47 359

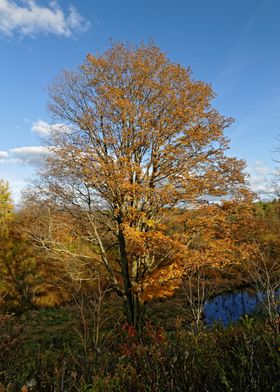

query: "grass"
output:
0 298 279 391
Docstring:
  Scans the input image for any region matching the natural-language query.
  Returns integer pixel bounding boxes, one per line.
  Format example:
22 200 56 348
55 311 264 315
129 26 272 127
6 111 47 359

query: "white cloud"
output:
9 179 28 204
247 161 272 196
0 0 90 38
10 145 50 165
0 151 8 158
32 119 69 136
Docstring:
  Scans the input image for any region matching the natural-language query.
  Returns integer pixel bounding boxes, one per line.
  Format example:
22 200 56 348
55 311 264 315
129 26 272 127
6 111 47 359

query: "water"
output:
204 290 270 326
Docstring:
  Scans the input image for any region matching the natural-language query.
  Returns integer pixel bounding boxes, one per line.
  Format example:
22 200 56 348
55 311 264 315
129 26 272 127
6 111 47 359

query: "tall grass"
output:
0 307 279 391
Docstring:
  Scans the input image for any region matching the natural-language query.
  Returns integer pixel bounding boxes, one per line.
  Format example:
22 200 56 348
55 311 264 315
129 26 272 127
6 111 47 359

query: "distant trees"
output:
0 182 69 310
0 180 13 236
28 42 256 331
246 201 280 330
0 181 41 309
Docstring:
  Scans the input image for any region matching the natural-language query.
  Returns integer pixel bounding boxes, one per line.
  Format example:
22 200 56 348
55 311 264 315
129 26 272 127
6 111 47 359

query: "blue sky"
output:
0 0 280 202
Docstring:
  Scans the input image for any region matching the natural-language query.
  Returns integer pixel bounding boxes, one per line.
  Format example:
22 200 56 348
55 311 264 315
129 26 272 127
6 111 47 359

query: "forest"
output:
1 43 280 392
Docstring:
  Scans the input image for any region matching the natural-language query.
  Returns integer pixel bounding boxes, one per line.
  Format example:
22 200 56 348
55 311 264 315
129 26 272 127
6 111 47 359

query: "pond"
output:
203 289 277 326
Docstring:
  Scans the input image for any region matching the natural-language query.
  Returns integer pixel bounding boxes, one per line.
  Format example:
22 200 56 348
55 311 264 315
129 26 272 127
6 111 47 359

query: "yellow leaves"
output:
86 54 108 72
0 180 13 238
163 198 258 274
44 42 259 318
49 42 249 215
140 263 185 302
100 193 256 305
123 224 146 255
146 219 156 228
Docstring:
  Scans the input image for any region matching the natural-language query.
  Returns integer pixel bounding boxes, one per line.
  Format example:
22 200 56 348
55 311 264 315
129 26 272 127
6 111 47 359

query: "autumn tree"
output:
0 180 13 236
0 182 69 310
0 180 13 303
30 42 254 331
0 181 37 309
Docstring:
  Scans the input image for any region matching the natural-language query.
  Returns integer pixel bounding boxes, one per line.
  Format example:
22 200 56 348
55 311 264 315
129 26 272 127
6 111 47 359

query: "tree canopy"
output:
29 42 255 330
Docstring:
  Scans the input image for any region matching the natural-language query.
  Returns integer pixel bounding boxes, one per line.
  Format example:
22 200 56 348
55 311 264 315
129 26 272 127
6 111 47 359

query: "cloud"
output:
9 179 29 204
0 151 8 158
0 0 90 38
32 119 68 136
10 145 50 165
0 119 66 167
247 161 272 196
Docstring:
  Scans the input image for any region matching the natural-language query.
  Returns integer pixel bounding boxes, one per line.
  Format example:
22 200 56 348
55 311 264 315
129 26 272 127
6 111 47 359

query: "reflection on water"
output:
204 290 268 326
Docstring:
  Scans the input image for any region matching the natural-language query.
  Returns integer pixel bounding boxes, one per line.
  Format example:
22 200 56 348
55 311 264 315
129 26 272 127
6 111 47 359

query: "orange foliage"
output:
32 42 256 328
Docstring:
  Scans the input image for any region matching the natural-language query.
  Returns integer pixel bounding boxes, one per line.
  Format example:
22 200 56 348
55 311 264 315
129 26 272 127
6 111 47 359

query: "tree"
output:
0 183 70 310
0 181 38 310
31 42 253 332
0 180 13 236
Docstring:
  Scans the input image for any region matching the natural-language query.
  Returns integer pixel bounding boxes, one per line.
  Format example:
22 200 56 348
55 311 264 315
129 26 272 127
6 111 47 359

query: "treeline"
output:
1 177 280 314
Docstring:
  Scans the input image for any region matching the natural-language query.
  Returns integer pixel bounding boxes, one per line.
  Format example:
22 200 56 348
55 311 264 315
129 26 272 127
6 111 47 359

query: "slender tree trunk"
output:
117 219 144 333
132 292 145 335
117 222 134 324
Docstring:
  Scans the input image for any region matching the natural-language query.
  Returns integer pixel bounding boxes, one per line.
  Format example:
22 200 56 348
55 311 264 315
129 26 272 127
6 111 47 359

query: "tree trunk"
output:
117 223 134 323
117 221 144 334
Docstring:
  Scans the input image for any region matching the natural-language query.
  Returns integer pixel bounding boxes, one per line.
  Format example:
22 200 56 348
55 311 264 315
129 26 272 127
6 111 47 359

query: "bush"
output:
0 308 279 391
